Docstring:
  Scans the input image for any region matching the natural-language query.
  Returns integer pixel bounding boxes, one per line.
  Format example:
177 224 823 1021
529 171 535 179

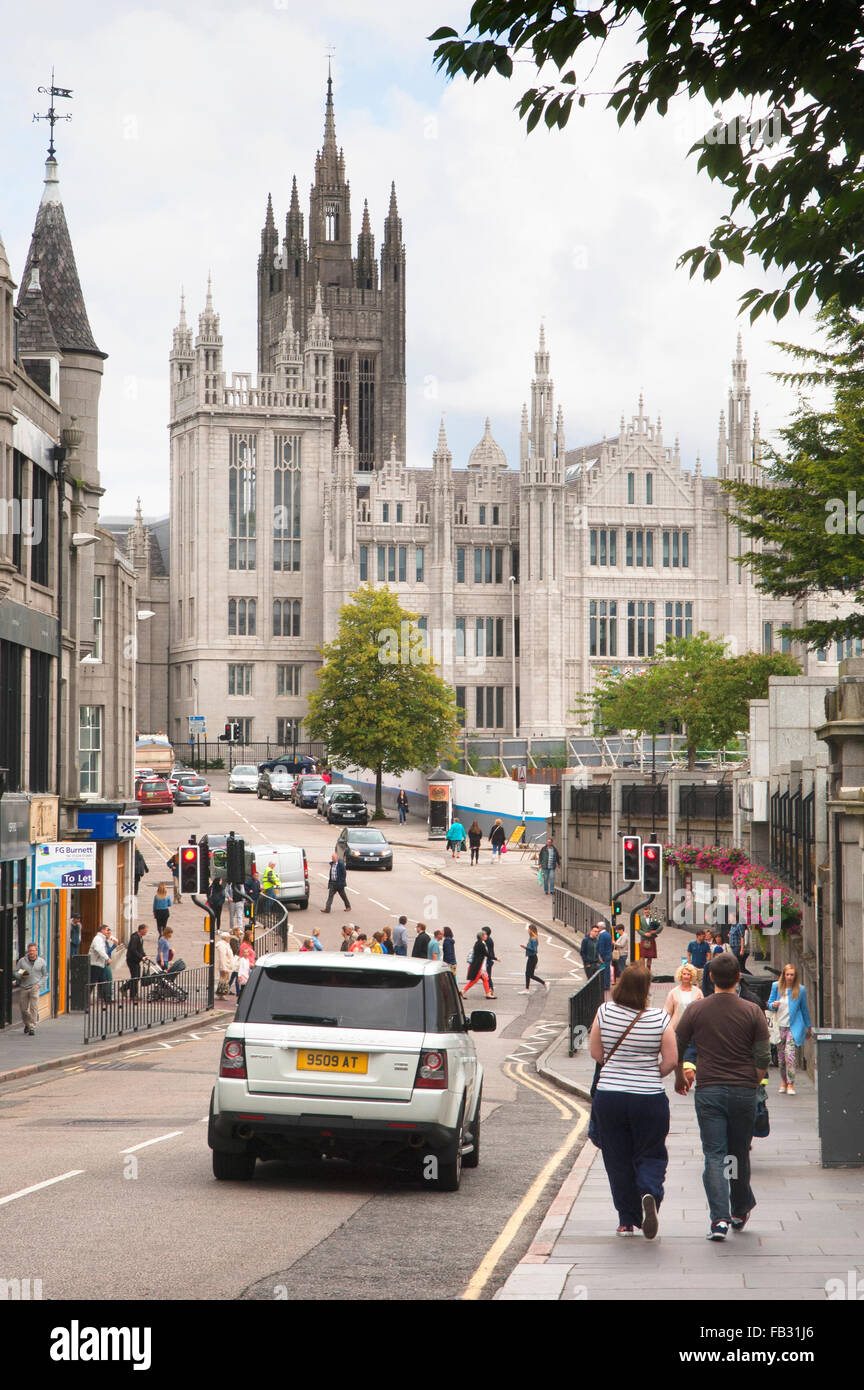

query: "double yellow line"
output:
462 1061 588 1300
423 869 523 924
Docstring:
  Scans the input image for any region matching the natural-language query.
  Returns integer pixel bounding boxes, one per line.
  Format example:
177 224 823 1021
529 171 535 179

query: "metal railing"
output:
83 965 212 1044
553 886 604 937
569 970 605 1055
250 894 292 957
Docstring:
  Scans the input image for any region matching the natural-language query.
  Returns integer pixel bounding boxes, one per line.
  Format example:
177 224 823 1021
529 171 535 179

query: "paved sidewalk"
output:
498 1004 864 1300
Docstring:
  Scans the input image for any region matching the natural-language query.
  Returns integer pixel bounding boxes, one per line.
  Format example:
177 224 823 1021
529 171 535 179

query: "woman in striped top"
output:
588 964 677 1238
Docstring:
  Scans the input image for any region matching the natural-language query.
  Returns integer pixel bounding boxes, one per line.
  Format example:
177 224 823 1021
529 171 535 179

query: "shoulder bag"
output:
588 1007 647 1146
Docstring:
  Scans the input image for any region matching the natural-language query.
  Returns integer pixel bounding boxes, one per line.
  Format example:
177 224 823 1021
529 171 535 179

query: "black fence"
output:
569 970 605 1055
83 965 212 1044
569 784 611 838
770 786 815 904
182 740 327 772
553 887 603 937
621 782 668 834
678 782 733 842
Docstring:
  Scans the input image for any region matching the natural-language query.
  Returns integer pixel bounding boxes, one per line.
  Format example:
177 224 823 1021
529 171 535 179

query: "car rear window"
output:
240 965 426 1032
332 792 363 803
346 829 386 843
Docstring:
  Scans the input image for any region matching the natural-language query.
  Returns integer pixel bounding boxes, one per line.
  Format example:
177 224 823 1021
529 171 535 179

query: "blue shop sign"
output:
77 811 118 841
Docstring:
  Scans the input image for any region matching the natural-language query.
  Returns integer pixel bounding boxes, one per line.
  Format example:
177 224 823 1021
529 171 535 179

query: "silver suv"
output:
208 953 495 1190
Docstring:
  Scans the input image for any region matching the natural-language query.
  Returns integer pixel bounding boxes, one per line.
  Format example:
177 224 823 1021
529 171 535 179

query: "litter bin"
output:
69 955 90 1012
814 1030 864 1167
744 974 776 1008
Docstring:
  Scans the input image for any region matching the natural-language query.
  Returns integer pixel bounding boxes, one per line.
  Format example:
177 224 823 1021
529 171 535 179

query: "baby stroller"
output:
142 957 188 1002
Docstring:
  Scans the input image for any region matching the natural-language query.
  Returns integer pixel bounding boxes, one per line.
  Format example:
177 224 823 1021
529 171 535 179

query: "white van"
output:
250 844 309 911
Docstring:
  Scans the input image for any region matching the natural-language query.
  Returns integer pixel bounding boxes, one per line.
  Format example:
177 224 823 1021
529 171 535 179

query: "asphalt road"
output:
1 782 589 1301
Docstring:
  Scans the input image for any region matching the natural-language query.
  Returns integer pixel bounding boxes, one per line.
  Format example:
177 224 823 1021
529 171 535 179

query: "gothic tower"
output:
256 71 406 470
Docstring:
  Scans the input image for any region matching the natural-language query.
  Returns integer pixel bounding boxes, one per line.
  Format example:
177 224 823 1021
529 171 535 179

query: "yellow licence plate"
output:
296 1050 368 1074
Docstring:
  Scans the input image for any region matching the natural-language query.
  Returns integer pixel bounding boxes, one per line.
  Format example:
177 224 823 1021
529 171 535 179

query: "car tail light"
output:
414 1049 448 1090
303 855 309 886
219 1039 247 1079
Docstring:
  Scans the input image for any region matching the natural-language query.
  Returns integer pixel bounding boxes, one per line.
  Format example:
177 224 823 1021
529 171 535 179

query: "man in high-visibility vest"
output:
261 861 281 901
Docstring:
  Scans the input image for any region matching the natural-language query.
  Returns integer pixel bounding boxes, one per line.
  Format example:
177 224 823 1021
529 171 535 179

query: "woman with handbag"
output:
768 964 812 1095
588 964 678 1238
489 820 506 862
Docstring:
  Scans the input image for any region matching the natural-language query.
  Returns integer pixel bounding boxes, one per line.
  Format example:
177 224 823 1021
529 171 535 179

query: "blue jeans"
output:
693 1085 758 1224
398 805 407 824
542 868 555 894
592 1090 670 1228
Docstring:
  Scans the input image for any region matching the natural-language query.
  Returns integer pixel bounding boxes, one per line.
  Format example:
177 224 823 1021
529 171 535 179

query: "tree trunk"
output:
375 763 383 818
688 741 697 770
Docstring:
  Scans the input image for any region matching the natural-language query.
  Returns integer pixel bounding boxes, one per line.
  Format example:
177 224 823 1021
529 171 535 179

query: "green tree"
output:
573 633 799 768
305 587 461 816
430 3 864 320
725 300 864 649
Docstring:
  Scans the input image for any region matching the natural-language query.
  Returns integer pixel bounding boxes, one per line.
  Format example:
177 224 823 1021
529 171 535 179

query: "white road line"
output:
368 898 391 910
120 1131 184 1155
0 1171 85 1206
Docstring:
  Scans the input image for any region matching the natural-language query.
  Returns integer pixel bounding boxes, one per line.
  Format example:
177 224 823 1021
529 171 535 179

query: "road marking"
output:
367 898 390 910
510 1060 584 1117
423 870 522 924
462 1077 588 1301
502 1060 573 1120
120 1131 184 1154
505 1021 565 1065
0 1170 85 1207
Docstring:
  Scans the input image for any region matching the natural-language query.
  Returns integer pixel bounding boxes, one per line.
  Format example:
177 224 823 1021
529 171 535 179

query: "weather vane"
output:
34 68 73 158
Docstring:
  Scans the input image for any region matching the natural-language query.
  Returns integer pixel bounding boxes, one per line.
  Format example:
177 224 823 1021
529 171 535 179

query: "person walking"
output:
663 962 703 1028
69 913 82 958
321 853 350 913
88 924 115 1001
463 933 495 999
481 927 498 992
728 919 751 974
538 838 560 895
768 964 813 1095
674 952 770 1240
428 930 444 962
489 819 506 862
468 821 482 866
518 923 549 994
397 787 409 824
215 932 234 997
392 914 409 956
637 917 660 974
687 930 712 971
580 923 601 978
207 876 226 930
165 851 181 903
411 922 431 958
446 817 467 859
156 925 174 971
244 867 262 912
596 920 614 999
14 943 47 1035
152 882 172 936
134 848 149 895
126 924 149 1003
442 925 457 974
227 932 241 997
589 963 677 1237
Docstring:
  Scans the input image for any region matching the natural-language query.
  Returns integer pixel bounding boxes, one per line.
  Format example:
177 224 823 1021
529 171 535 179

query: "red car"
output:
135 776 174 814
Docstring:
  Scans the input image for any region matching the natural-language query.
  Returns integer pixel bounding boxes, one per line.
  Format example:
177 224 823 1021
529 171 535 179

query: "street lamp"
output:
509 575 518 738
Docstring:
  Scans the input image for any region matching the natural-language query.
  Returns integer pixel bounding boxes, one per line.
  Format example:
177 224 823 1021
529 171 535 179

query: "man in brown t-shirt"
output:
675 952 770 1241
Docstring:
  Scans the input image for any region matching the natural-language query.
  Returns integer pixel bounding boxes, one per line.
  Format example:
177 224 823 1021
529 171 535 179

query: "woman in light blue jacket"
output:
768 964 812 1096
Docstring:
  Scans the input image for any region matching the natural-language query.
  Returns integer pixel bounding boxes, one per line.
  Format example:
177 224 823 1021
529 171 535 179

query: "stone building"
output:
0 148 136 1025
159 77 851 752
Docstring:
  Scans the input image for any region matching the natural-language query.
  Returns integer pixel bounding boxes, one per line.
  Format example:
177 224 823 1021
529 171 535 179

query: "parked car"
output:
257 768 296 801
249 844 309 910
135 776 174 814
327 791 369 826
335 826 393 870
229 764 260 794
316 783 353 816
257 753 318 776
172 773 212 807
293 775 326 808
208 954 495 1187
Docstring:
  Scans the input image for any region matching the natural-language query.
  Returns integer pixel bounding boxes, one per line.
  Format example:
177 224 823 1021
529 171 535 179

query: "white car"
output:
208 953 495 1189
229 763 259 793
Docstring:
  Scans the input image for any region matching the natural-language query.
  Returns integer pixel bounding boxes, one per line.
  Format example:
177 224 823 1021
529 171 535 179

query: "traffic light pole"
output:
190 895 216 1009
630 893 655 965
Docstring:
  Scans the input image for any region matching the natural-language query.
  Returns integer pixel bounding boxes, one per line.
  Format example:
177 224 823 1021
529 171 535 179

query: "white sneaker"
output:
517 988 530 995
544 981 551 992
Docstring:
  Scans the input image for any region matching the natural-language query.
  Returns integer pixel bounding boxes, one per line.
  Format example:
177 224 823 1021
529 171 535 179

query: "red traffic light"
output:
624 839 636 851
645 847 658 860
182 847 197 862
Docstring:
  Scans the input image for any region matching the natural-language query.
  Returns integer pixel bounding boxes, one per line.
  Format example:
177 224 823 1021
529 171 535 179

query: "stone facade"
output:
160 80 853 751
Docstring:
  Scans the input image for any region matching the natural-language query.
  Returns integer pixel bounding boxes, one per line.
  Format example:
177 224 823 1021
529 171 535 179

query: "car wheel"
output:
385 863 393 871
463 1090 481 1169
299 898 309 910
434 1103 465 1192
212 1148 256 1181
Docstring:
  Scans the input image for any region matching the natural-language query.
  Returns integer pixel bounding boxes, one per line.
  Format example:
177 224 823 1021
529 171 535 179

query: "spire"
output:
265 192 275 230
197 273 221 344
205 272 214 314
383 181 402 247
307 280 330 344
17 152 103 356
178 288 186 329
534 320 550 378
338 405 350 450
324 63 337 156
315 67 343 184
435 416 450 452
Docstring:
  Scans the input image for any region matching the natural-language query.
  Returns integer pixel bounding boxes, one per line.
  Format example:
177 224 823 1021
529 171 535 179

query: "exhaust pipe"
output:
407 1134 425 1149
236 1124 255 1140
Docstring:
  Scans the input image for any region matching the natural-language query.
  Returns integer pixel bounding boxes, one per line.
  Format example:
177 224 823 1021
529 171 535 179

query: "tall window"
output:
0 639 23 788
228 433 257 570
92 577 104 662
277 664 301 696
382 503 390 523
646 473 654 504
228 664 252 696
29 650 51 792
334 357 350 448
30 464 50 586
277 716 301 744
359 546 368 581
455 617 466 657
79 706 102 796
325 200 340 240
475 617 504 657
228 598 256 636
455 686 466 722
763 621 773 654
625 530 653 566
273 434 301 572
358 356 375 469
589 601 617 657
474 686 505 728
416 547 425 582
627 472 635 504
273 599 301 636
664 601 693 639
663 530 690 567
11 451 23 573
479 505 486 525
627 601 655 656
227 717 253 743
456 548 465 584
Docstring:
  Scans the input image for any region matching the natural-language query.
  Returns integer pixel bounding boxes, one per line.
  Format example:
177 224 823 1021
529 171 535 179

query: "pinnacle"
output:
338 406 350 449
436 416 449 451
289 175 300 213
388 181 399 215
360 199 372 235
265 192 275 229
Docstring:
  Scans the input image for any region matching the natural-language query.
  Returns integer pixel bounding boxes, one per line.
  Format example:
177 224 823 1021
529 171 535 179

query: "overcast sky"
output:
0 0 817 517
